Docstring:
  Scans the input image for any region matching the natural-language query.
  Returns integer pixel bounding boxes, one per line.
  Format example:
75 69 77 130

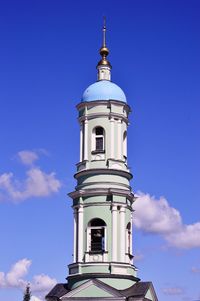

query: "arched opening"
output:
126 222 131 254
92 126 105 152
123 131 127 158
88 218 106 253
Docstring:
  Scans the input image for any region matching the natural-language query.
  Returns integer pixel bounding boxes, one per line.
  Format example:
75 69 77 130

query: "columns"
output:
73 209 77 262
117 119 122 160
119 206 126 262
110 117 115 158
112 205 117 261
77 204 84 262
79 123 83 162
83 118 88 161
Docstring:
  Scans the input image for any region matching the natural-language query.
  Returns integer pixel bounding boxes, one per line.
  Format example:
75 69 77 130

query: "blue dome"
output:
82 80 127 103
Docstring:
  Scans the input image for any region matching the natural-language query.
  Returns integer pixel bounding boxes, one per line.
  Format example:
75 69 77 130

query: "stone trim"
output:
74 168 133 180
78 112 129 125
75 181 131 190
68 188 135 203
76 100 131 113
67 272 140 283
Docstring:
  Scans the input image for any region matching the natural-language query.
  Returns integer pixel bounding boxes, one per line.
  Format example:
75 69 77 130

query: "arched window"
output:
126 222 131 254
93 127 105 152
123 131 127 158
87 218 106 253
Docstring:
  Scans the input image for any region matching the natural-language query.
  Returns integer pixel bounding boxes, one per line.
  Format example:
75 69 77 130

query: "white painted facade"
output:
67 29 138 290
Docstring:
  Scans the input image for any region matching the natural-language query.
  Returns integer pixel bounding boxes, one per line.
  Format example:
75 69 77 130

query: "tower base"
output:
46 276 158 301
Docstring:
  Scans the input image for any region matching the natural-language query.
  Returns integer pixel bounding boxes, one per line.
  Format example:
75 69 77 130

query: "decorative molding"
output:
68 262 138 268
74 168 133 180
72 203 133 213
78 112 129 125
76 99 131 113
75 181 131 190
68 188 135 203
67 272 140 283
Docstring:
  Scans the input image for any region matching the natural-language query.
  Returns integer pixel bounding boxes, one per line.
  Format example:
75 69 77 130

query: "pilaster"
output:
77 203 84 262
119 206 126 262
73 209 77 263
83 118 88 161
111 205 117 262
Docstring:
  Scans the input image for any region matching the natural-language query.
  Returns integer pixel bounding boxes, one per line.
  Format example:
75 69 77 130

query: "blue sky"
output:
0 0 200 300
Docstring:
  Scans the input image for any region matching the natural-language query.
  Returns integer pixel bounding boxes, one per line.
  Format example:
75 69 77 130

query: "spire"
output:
102 16 106 47
97 17 112 81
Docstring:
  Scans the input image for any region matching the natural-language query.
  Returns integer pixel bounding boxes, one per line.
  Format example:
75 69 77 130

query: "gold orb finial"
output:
97 17 111 68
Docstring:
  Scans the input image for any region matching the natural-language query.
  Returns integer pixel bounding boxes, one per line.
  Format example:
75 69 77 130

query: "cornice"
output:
67 272 140 283
75 180 131 190
76 99 131 113
68 187 135 202
74 168 133 180
72 202 133 211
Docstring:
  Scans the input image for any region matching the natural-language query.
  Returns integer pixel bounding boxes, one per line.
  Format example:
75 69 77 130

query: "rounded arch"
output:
88 218 106 227
123 130 127 158
126 222 131 230
93 126 105 135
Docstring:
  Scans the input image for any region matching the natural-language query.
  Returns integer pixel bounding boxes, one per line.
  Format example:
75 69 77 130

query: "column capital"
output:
78 206 84 213
119 206 126 213
111 204 118 211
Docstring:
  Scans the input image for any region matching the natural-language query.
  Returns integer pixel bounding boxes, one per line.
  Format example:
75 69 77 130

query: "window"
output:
123 131 127 158
94 127 105 152
88 218 106 253
126 222 131 254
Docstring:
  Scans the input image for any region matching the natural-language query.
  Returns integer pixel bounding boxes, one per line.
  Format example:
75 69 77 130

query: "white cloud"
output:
166 223 200 249
191 266 200 274
133 192 200 249
24 168 61 198
0 149 61 202
133 252 144 262
0 167 61 202
134 192 182 234
17 151 39 166
6 258 31 288
31 296 42 301
31 274 57 293
0 272 5 287
0 259 56 300
0 259 31 289
163 286 184 295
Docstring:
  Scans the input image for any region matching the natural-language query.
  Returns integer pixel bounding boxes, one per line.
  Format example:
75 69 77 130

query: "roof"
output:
45 281 158 301
120 282 151 297
82 80 127 103
120 282 158 301
46 283 69 299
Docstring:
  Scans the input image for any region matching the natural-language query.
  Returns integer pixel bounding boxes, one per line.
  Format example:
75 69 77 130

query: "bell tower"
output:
67 20 138 290
46 21 158 301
